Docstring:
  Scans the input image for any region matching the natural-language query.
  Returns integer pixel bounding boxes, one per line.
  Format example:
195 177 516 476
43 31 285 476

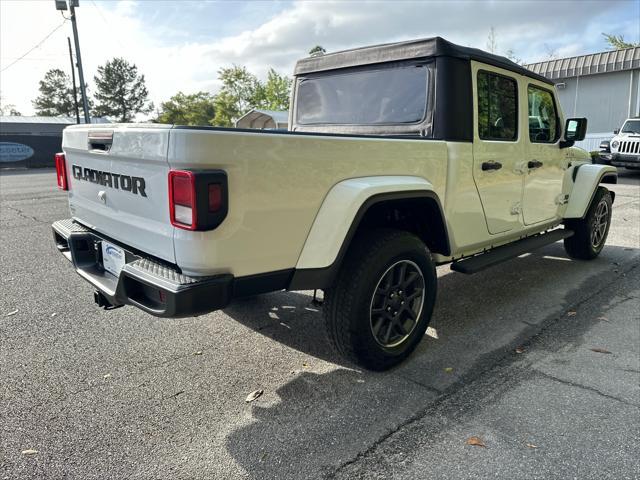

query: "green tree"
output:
212 65 261 127
309 45 326 56
254 68 291 111
93 58 153 122
32 68 76 116
505 49 523 65
602 33 639 50
486 27 498 53
155 91 216 125
0 95 21 116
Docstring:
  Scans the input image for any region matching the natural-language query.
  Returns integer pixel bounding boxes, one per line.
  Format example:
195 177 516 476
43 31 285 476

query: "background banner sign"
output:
0 142 35 163
0 135 62 168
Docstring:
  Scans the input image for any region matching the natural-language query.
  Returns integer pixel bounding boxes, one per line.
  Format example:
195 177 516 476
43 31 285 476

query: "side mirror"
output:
614 129 620 134
560 118 587 148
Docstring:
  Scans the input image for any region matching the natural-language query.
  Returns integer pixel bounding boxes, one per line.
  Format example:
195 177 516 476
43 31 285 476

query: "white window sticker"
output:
101 241 125 278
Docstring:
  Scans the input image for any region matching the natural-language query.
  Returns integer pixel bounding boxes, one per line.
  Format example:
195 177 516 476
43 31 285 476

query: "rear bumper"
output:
52 219 233 317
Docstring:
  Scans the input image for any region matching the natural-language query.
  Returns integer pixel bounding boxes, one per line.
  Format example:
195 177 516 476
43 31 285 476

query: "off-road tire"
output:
323 229 437 371
564 187 612 260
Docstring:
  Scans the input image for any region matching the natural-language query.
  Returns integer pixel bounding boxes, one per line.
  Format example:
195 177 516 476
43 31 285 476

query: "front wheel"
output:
564 187 613 260
323 229 437 371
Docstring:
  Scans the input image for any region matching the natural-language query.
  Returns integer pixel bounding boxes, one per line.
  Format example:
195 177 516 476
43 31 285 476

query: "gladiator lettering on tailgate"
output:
72 165 147 197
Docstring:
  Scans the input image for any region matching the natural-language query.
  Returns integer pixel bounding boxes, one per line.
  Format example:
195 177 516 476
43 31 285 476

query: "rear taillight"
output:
168 170 228 231
169 170 196 229
54 152 68 190
208 184 222 212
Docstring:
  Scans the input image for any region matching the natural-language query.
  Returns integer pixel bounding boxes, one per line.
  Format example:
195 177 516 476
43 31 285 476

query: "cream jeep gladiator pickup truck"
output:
52 37 617 370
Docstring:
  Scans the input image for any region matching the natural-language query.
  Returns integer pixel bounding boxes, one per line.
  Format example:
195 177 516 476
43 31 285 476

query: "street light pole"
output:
68 2 90 123
67 37 80 124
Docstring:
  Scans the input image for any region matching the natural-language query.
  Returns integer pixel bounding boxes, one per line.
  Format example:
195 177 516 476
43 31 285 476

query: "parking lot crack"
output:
398 375 444 395
533 369 639 408
3 205 49 225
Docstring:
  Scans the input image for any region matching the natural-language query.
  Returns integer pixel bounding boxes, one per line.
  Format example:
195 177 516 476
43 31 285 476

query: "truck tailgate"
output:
62 125 175 263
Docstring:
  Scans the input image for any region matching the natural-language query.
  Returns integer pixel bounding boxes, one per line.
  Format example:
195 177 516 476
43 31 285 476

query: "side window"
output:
528 86 558 142
477 71 518 141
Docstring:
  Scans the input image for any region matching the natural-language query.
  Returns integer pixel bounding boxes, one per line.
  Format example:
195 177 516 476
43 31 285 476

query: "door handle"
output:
481 161 502 171
528 160 543 169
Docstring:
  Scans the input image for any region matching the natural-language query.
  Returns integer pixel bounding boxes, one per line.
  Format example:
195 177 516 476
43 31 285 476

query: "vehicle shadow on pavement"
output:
223 243 638 479
223 290 344 365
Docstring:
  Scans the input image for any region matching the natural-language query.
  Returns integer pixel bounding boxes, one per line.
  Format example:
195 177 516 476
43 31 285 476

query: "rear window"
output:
296 65 430 125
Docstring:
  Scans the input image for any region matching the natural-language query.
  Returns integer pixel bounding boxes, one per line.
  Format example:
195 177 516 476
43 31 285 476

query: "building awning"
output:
525 47 640 80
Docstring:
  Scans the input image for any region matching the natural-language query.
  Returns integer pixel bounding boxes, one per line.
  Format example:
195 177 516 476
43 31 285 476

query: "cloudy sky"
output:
1 0 638 116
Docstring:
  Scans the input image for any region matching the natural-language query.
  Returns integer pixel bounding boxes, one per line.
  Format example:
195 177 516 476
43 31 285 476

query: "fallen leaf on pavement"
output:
426 327 439 339
515 346 525 354
567 310 577 317
6 310 18 317
526 443 538 449
444 367 454 373
21 449 38 455
590 348 612 354
245 390 264 403
466 436 486 447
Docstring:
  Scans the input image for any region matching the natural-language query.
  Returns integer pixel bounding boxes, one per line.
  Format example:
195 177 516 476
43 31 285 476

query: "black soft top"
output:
294 36 553 85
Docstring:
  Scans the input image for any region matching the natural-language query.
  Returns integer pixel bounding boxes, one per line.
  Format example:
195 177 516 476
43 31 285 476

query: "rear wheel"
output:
324 229 437 371
564 187 612 260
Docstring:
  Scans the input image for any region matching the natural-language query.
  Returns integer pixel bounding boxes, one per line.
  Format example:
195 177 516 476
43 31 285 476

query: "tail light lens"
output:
208 184 222 212
54 152 68 190
169 170 196 229
168 170 227 231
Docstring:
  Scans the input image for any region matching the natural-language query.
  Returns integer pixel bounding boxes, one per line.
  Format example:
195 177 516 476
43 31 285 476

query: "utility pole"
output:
69 1 90 123
67 37 80 124
56 0 90 123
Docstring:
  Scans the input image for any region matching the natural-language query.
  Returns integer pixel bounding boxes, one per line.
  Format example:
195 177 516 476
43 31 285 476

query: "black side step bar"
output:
451 229 574 274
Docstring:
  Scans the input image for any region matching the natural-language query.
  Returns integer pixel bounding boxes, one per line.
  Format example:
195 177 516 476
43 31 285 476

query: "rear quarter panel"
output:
168 129 449 276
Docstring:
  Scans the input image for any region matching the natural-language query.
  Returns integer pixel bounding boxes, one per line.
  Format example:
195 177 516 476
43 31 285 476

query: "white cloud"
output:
1 0 638 117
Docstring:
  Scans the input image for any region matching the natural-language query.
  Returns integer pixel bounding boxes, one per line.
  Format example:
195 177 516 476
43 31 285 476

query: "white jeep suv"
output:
610 118 640 169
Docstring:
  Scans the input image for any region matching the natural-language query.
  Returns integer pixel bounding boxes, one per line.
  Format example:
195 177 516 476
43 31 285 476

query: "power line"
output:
0 20 68 73
90 0 126 49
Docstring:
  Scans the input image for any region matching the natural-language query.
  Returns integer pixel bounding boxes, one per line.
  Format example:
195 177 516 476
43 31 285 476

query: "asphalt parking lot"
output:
1 169 639 479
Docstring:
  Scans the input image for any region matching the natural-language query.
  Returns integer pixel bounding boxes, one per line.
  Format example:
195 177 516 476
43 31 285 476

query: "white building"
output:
526 47 639 151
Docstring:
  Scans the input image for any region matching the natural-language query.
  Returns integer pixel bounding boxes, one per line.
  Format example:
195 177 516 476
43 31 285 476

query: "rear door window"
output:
477 71 518 141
